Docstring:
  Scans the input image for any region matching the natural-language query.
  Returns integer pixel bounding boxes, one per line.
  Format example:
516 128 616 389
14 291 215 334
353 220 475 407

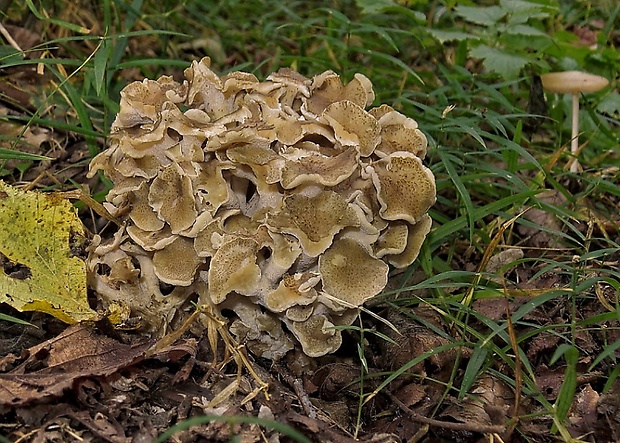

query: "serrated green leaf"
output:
597 92 620 116
355 0 396 14
499 0 555 24
427 29 478 43
455 5 504 26
469 45 530 78
504 24 549 37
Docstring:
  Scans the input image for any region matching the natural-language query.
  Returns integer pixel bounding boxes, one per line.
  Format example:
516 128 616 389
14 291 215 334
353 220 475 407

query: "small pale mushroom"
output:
540 71 609 172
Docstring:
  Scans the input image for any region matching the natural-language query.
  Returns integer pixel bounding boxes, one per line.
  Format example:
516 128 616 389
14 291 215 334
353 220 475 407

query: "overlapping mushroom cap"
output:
87 58 435 359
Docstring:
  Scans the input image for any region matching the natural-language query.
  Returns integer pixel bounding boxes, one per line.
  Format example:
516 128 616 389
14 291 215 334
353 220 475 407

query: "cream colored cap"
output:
541 71 609 94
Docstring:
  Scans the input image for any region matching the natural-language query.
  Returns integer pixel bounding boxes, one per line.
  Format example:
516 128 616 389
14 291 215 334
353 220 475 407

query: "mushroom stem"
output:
540 71 609 174
570 92 580 173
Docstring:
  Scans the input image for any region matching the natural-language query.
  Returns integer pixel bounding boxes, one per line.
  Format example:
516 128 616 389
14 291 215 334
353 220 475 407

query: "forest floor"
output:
1 1 620 442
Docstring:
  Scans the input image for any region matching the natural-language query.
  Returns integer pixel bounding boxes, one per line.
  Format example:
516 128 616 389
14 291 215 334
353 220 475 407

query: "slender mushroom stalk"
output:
540 71 609 172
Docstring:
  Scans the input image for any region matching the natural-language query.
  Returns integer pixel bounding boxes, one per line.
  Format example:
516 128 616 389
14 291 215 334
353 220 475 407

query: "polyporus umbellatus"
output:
87 58 435 359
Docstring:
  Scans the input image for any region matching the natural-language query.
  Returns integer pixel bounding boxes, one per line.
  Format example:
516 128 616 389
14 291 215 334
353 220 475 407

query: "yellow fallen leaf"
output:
0 180 97 323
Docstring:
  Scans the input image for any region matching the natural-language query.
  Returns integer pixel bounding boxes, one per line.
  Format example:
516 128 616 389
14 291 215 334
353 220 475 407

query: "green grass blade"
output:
363 342 464 405
588 338 620 371
24 0 91 33
0 148 51 161
437 149 475 242
459 344 489 400
552 345 578 432
0 313 34 326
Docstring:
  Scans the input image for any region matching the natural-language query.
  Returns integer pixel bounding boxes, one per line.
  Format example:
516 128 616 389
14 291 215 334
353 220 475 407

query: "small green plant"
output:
427 0 558 79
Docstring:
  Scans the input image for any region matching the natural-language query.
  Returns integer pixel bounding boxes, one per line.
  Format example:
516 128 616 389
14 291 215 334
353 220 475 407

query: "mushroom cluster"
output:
87 58 435 359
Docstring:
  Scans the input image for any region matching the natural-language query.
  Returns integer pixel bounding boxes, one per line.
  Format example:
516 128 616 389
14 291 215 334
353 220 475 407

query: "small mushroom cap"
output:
226 143 284 184
280 147 359 189
373 108 428 158
193 218 225 257
303 71 374 117
289 314 342 357
222 293 294 360
370 152 436 224
128 182 165 232
126 224 176 251
208 237 261 304
374 221 409 258
322 100 381 156
268 191 360 257
386 214 433 268
541 71 609 94
264 273 318 313
285 305 314 322
152 236 202 286
319 238 389 306
149 164 198 233
194 159 234 213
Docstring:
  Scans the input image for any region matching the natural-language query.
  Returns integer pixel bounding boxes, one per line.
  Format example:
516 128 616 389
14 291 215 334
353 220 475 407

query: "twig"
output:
293 378 317 419
387 391 505 435
274 363 317 419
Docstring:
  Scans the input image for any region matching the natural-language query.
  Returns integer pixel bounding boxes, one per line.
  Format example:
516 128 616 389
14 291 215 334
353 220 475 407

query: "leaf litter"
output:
1 151 620 443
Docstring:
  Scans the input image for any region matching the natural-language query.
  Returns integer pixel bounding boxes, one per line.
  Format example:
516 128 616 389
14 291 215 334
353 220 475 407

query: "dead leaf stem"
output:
387 391 505 435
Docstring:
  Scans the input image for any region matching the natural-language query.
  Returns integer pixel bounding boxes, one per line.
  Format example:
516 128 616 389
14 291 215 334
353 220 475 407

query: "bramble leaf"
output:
469 45 530 79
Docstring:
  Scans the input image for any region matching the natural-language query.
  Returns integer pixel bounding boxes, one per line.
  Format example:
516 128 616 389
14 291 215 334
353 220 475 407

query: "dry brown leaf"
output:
0 324 152 406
